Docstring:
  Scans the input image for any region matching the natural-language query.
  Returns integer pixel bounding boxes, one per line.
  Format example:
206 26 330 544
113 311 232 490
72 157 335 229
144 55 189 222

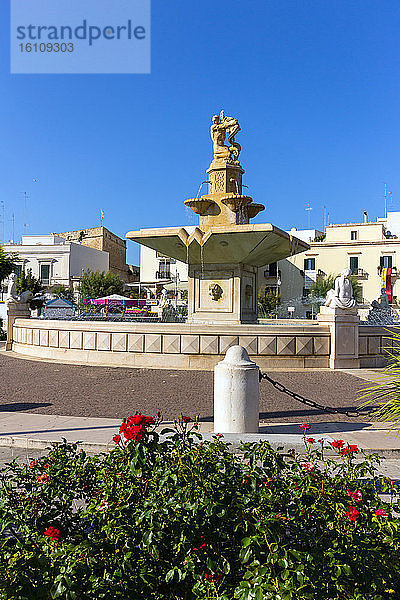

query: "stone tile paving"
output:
0 351 376 422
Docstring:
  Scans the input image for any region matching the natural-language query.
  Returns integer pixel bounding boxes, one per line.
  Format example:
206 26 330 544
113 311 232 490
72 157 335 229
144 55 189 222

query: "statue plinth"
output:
317 305 360 369
6 300 31 351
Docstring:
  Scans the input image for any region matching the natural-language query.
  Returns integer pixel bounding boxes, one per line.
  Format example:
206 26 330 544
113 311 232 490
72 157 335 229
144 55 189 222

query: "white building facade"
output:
1 235 109 296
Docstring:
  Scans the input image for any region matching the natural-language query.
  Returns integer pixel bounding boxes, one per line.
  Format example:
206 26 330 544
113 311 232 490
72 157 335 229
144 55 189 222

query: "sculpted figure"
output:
220 110 241 161
210 110 241 162
6 272 33 305
325 268 356 310
371 288 389 309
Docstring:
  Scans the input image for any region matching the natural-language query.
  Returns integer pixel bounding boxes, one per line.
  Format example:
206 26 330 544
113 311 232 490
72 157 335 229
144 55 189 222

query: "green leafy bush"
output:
79 269 124 302
0 418 399 600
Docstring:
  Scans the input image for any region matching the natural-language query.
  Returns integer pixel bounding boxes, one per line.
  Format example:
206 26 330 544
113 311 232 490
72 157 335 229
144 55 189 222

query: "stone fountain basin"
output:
126 224 309 266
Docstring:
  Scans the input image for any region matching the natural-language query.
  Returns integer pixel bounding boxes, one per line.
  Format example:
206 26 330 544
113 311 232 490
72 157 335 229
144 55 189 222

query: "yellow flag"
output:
100 210 104 221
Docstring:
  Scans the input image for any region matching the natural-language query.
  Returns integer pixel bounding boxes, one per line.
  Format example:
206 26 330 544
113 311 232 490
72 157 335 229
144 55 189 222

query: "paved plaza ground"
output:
0 349 375 423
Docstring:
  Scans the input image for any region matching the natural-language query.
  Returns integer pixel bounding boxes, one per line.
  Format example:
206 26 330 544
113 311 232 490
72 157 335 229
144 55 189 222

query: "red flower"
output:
127 414 155 426
332 439 344 449
306 438 316 444
299 423 311 430
38 474 50 484
346 506 360 521
374 508 389 518
346 490 362 502
301 461 314 472
113 434 121 444
44 526 59 541
181 416 191 423
123 424 147 442
29 460 39 469
340 445 359 456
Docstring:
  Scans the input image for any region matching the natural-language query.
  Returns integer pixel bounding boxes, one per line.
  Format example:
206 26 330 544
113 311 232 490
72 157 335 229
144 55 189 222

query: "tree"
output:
79 270 124 301
0 246 16 284
309 273 362 303
48 284 74 303
258 287 280 317
16 269 43 296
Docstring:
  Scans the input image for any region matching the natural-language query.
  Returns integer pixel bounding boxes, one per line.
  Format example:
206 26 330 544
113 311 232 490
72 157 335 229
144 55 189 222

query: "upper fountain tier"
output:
126 111 309 265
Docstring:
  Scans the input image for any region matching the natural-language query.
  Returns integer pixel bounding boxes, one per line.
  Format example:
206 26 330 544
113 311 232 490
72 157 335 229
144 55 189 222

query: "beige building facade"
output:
258 214 400 318
57 227 129 281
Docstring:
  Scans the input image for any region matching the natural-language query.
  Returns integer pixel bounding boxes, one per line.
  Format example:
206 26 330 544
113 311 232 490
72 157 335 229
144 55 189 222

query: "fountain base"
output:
187 262 257 324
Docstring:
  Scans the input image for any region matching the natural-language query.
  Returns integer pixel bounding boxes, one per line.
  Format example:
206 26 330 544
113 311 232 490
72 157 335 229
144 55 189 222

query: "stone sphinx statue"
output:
210 110 241 163
367 288 394 324
6 272 33 305
325 268 357 310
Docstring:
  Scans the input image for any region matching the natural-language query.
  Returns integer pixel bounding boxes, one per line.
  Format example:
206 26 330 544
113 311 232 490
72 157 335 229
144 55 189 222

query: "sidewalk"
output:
0 410 400 456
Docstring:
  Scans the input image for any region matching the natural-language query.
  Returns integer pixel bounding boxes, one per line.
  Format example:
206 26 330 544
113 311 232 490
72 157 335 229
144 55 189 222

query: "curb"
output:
1 432 400 458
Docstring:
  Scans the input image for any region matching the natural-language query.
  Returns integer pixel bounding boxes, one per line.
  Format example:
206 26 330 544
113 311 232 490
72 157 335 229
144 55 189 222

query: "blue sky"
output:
1 0 400 265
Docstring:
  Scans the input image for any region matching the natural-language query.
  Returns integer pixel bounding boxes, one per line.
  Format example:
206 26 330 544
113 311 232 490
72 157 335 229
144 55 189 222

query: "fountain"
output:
127 111 308 325
12 113 392 370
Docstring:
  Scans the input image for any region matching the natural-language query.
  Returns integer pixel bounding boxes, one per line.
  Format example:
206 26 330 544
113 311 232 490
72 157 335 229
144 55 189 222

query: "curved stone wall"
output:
12 318 331 370
11 319 393 370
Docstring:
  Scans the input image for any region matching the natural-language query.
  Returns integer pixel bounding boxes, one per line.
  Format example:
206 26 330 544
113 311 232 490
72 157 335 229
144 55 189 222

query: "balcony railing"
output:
155 271 171 280
377 265 397 275
351 268 368 278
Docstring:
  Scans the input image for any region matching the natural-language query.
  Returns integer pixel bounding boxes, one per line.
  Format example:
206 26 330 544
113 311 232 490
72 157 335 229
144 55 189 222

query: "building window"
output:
266 262 277 276
351 230 358 240
380 256 393 269
349 256 359 274
14 264 23 276
304 258 315 271
40 264 50 285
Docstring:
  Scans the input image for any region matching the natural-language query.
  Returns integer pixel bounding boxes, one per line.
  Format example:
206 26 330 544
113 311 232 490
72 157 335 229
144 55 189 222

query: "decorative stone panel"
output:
313 336 330 356
33 329 40 346
26 329 33 345
70 331 83 350
83 332 96 350
112 333 127 352
296 337 313 355
368 337 381 356
145 334 162 353
20 328 26 344
48 330 59 348
358 336 368 355
276 336 296 355
163 334 181 354
97 332 111 351
258 336 277 355
219 336 238 354
59 331 70 348
181 335 200 354
200 336 219 354
239 336 258 355
127 333 144 352
39 329 49 347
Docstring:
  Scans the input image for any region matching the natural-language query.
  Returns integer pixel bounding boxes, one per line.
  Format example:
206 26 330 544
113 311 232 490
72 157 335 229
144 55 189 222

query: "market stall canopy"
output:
85 294 144 307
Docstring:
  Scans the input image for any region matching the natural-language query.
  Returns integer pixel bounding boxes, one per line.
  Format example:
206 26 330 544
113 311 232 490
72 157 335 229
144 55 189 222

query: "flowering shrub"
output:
0 418 399 599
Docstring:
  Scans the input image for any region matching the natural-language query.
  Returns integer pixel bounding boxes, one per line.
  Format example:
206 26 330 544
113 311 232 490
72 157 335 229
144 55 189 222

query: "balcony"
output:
377 266 397 276
351 268 368 278
155 270 171 280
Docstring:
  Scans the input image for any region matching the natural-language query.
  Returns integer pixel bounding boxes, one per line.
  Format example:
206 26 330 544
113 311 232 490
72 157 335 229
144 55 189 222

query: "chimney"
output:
363 211 368 223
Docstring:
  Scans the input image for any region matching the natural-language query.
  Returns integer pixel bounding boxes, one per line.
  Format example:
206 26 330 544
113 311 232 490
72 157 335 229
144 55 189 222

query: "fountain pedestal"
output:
188 262 257 325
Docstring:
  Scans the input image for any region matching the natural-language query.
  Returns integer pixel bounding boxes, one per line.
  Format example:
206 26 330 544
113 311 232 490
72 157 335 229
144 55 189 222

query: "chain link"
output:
259 371 373 418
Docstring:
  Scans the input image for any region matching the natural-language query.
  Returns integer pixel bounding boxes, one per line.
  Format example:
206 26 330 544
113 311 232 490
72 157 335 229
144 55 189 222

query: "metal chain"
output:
259 371 374 418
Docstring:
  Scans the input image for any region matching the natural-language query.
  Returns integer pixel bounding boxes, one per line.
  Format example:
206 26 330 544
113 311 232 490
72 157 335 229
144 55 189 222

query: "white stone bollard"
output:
214 345 259 433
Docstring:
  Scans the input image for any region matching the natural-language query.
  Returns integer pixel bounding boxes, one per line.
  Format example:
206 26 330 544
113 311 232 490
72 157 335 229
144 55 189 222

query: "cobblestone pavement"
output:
0 351 376 422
